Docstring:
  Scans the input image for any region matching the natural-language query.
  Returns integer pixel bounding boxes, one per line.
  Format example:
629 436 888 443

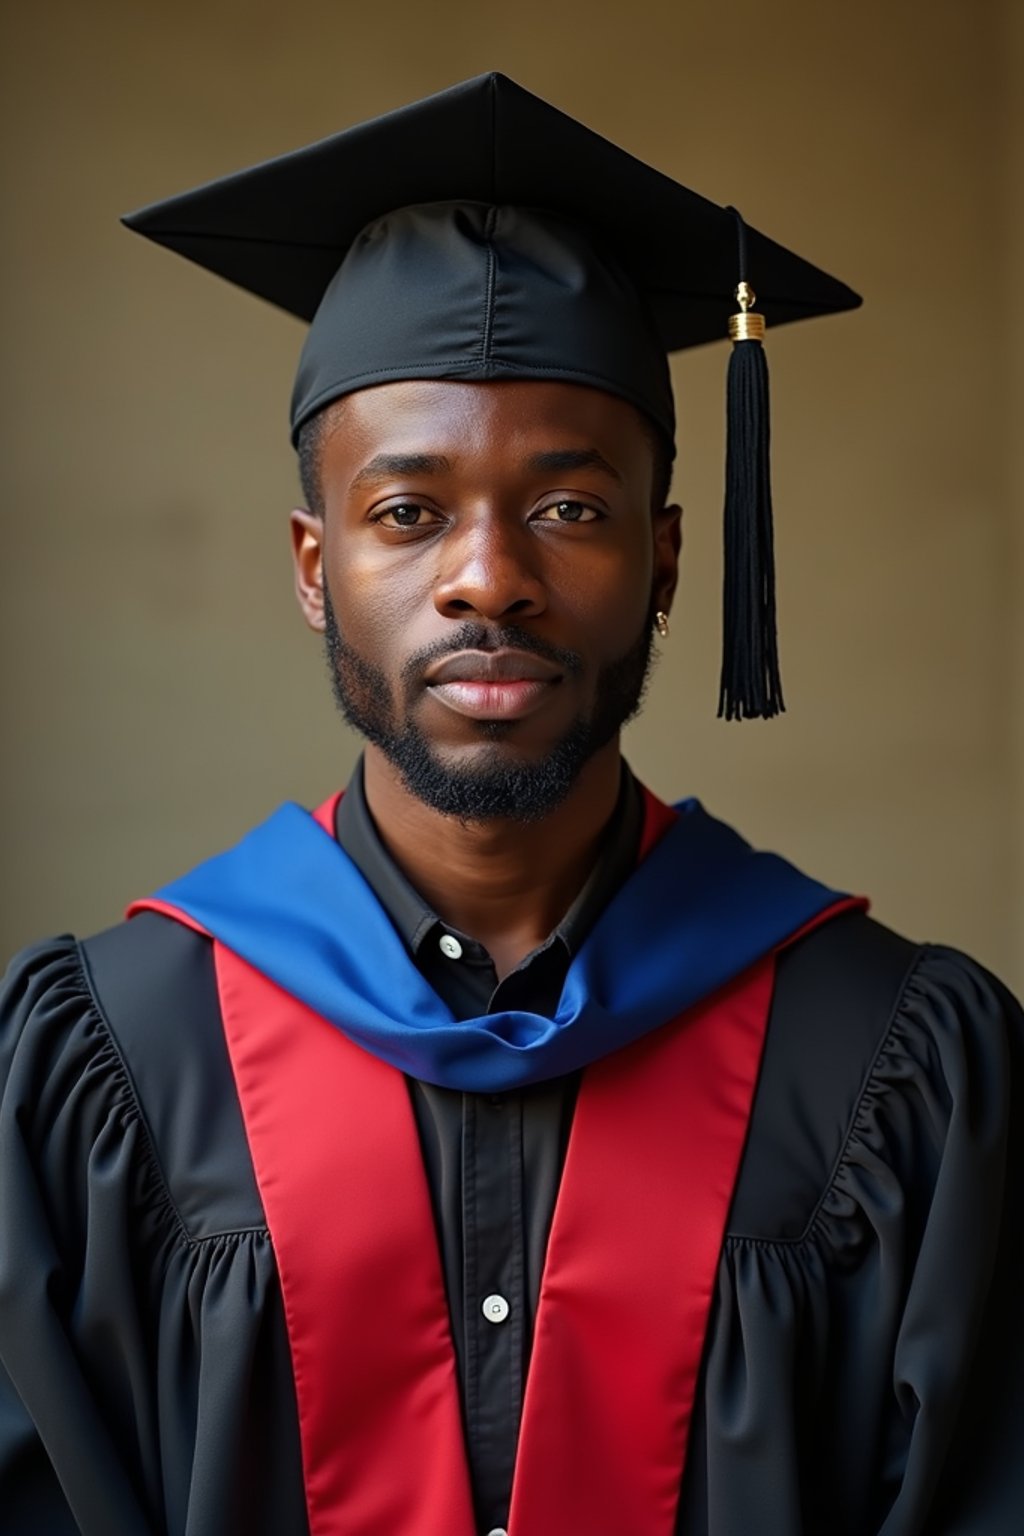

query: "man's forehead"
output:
323 376 651 431
316 379 654 472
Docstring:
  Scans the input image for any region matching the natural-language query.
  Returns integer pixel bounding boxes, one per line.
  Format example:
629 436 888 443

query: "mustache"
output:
401 624 584 688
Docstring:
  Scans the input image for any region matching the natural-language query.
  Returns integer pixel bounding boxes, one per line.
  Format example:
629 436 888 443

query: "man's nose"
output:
433 520 547 622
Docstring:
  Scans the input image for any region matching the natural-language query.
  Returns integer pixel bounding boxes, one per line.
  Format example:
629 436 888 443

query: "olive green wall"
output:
1 0 1021 992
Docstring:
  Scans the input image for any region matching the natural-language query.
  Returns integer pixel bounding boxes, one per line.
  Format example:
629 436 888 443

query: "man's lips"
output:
423 649 563 685
424 649 563 720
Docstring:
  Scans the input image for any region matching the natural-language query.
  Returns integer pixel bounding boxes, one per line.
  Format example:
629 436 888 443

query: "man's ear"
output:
652 502 683 619
289 508 326 633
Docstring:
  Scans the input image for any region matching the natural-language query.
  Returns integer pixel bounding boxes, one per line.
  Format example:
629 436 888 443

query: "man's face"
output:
291 379 680 820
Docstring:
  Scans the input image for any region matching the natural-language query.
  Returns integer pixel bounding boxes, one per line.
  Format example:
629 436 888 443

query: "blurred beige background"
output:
1 0 1021 993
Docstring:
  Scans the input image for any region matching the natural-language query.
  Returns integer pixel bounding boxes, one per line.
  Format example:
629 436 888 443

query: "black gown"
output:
1 898 1022 1534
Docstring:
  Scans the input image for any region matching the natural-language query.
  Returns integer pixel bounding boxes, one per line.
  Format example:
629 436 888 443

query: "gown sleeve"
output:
682 938 1024 1536
0 938 159 1534
0 931 308 1536
879 949 1024 1534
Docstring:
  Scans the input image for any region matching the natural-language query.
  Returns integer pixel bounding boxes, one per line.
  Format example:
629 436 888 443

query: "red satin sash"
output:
137 791 858 1535
209 941 776 1536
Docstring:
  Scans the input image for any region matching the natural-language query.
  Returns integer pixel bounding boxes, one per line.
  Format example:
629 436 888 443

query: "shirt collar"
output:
335 755 642 962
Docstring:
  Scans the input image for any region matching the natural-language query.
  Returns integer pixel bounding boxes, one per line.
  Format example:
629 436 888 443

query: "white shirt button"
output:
482 1293 510 1324
438 933 463 960
485 1528 508 1536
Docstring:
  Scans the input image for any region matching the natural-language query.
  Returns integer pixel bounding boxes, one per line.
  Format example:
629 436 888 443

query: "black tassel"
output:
718 212 784 721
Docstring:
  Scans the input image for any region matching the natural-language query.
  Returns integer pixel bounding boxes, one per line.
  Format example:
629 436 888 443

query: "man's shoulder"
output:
9 913 263 1238
78 913 265 1231
772 905 1018 1048
2 912 216 1049
80 908 216 1031
774 907 920 1038
730 910 1021 1241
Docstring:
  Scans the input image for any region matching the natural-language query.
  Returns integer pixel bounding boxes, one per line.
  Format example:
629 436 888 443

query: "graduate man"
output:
1 74 1022 1536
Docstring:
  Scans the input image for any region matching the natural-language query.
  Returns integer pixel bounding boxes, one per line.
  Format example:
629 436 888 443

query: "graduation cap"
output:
123 72 860 720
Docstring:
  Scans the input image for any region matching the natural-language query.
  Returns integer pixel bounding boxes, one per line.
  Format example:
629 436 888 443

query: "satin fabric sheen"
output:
130 789 855 1092
211 937 779 1536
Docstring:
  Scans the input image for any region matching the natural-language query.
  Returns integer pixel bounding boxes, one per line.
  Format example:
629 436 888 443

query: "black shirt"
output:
335 760 642 1530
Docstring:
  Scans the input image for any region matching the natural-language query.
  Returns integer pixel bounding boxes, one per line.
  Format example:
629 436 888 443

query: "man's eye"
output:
374 503 436 529
535 501 601 523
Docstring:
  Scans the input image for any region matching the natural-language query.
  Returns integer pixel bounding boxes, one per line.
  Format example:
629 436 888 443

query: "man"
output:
1 73 1021 1536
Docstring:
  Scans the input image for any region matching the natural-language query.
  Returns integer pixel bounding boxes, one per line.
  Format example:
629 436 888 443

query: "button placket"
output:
463 1090 524 1530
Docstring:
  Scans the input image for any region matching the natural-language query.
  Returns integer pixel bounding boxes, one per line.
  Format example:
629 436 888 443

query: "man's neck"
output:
362 742 624 980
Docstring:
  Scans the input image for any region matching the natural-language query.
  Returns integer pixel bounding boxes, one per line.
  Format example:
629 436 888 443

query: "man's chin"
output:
375 721 598 823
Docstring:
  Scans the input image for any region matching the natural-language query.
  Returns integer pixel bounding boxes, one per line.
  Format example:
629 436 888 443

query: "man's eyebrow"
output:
525 449 623 482
349 452 453 491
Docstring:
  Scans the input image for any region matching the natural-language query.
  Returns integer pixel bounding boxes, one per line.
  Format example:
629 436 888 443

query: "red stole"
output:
142 793 855 1535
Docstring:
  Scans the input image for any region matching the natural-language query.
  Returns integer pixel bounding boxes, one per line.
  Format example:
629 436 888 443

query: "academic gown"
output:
0 843 1022 1534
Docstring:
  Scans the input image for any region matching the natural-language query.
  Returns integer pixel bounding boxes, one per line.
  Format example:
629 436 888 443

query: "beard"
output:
322 589 656 822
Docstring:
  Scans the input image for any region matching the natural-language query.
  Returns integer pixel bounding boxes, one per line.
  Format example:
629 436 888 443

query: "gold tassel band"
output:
728 280 766 343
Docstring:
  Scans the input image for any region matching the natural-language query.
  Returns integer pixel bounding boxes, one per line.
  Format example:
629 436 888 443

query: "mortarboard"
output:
123 72 860 720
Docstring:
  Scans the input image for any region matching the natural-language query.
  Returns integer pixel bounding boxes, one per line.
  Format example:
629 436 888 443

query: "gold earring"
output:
655 611 670 639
